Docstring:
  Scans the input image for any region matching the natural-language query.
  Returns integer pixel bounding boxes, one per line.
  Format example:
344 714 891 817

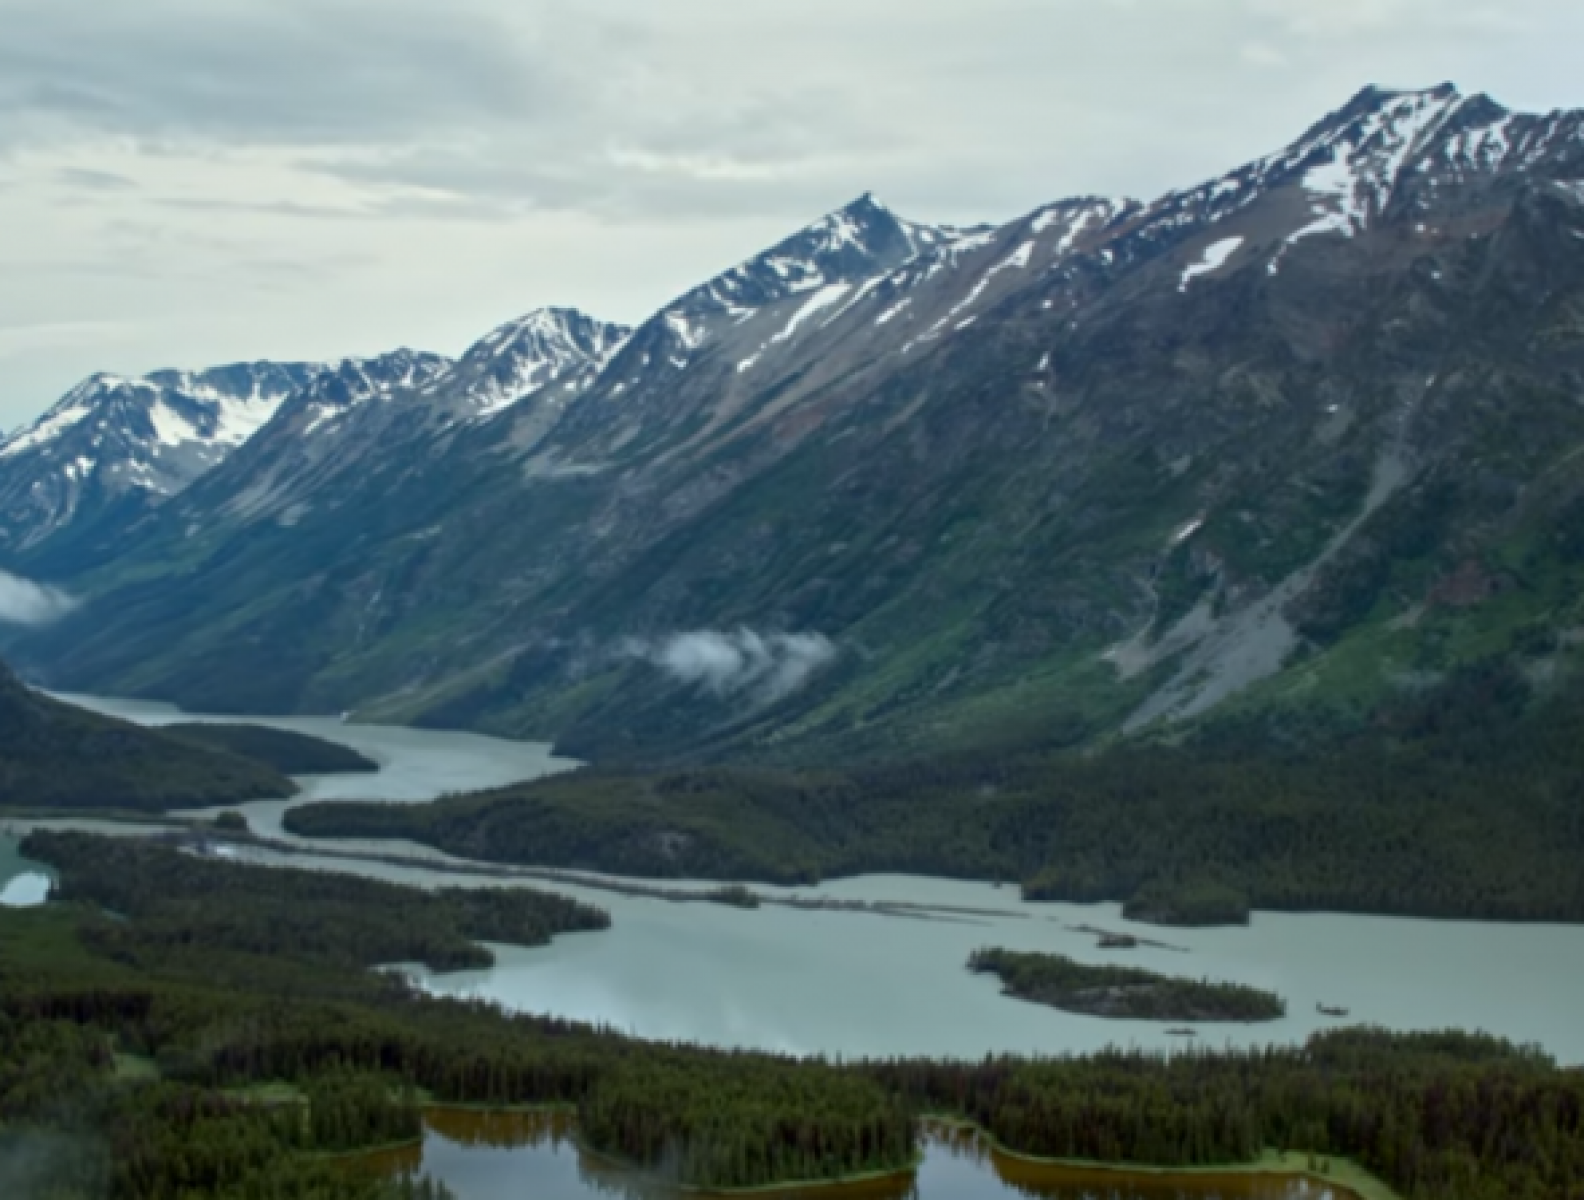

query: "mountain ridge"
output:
0 361 319 568
11 83 1584 764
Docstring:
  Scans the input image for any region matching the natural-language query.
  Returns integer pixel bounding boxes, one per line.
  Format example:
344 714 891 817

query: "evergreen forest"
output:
0 834 1580 1199
967 948 1286 1022
285 662 1584 926
162 724 379 776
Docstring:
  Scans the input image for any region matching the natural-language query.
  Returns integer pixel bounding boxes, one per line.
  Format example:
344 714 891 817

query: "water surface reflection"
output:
366 1110 1357 1200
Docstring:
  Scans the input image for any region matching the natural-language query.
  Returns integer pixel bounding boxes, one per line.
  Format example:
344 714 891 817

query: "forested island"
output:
163 723 380 776
968 948 1286 1022
1 832 1581 1199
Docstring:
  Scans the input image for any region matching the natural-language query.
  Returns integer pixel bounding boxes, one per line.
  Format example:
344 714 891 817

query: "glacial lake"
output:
359 1111 1357 1200
13 693 1584 1068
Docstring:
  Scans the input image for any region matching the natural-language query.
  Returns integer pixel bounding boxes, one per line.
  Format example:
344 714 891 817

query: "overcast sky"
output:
2 0 1581 431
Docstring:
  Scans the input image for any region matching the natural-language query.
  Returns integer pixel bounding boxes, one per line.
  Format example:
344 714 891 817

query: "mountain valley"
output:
4 84 1583 771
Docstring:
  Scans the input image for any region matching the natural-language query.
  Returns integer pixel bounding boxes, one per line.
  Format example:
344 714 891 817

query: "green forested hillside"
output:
13 90 1584 771
285 661 1584 924
164 723 379 775
0 662 296 812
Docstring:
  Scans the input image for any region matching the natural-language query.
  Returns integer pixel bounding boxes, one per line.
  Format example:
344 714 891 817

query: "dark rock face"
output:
12 85 1584 760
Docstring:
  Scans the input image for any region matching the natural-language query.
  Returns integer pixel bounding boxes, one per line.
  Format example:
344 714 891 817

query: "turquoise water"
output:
23 694 1584 1066
53 691 578 845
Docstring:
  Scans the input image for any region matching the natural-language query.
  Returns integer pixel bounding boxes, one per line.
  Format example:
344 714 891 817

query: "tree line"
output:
24 831 610 974
286 661 1584 926
3 833 1582 1198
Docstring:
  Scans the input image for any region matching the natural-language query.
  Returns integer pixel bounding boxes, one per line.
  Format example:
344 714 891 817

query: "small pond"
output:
361 1111 1361 1200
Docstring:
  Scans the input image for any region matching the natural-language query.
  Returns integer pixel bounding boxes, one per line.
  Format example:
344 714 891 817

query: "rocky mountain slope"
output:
13 84 1584 764
0 362 316 569
0 311 629 576
168 310 629 535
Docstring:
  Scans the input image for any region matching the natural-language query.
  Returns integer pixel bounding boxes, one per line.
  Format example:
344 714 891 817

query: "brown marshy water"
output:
359 1109 1362 1200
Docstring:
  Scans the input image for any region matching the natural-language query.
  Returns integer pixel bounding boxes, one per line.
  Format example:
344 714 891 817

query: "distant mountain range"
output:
5 83 1584 763
0 362 315 563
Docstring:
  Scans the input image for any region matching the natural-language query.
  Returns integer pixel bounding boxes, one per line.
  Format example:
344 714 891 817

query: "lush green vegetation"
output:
4 1065 452 1197
0 661 295 813
967 948 1285 1022
0 1012 451 1199
164 723 379 775
23 831 610 973
875 1030 1584 1199
0 837 918 1195
2 835 1582 1198
579 1057 914 1189
286 663 1584 925
1117 878 1252 928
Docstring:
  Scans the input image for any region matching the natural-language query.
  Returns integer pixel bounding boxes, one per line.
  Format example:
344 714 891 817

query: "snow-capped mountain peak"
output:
1 365 308 466
1082 83 1584 286
1257 84 1466 241
286 349 454 436
570 193 967 411
0 361 320 555
455 308 633 418
699 194 955 316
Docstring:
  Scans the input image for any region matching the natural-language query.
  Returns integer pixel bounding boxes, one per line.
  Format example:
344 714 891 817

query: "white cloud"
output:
626 631 839 704
2 0 1581 430
1240 42 1290 68
0 570 77 626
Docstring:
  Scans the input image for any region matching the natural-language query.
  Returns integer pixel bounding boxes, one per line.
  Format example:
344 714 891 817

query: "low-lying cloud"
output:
626 631 839 704
0 569 77 626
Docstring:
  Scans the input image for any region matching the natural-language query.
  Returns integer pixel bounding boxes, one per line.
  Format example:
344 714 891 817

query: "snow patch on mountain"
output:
1180 237 1245 291
1 395 97 459
0 366 311 481
772 282 853 345
1284 90 1461 247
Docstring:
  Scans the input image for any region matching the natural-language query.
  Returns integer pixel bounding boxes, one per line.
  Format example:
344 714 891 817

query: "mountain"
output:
0 657 294 811
0 362 317 570
13 84 1584 764
0 314 628 577
450 307 631 421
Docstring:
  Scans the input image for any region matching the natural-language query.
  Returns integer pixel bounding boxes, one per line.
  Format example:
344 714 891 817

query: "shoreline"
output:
923 1117 1402 1200
13 808 1584 933
572 1135 925 1197
372 1104 1404 1200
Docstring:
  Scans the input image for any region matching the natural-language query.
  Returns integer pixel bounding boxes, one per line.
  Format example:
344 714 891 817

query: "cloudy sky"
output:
2 0 1580 431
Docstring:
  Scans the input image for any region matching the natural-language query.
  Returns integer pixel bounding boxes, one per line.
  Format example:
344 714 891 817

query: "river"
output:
6 693 1584 1068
